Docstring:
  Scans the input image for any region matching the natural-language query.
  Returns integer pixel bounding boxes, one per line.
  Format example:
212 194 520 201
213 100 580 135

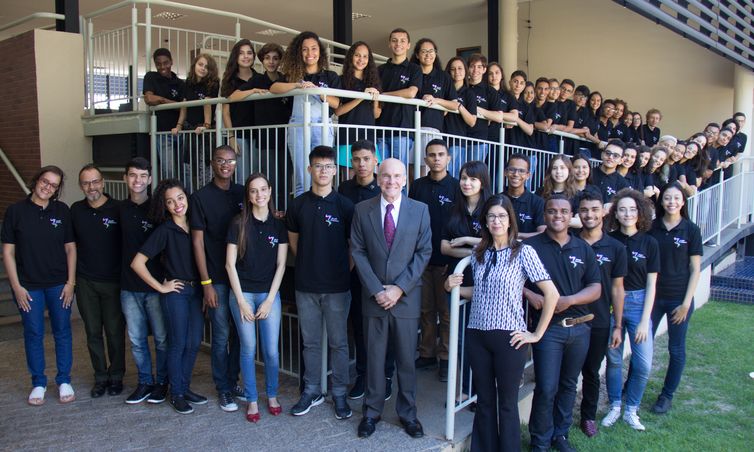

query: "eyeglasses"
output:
312 164 336 172
486 213 509 222
506 167 529 175
80 178 103 187
419 49 436 55
39 178 60 190
602 150 622 160
214 158 237 165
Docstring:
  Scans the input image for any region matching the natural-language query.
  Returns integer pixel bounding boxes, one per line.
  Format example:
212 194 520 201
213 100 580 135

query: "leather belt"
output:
173 279 197 287
560 314 594 328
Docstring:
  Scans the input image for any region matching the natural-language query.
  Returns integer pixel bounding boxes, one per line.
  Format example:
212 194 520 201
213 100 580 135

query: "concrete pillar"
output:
734 65 754 155
500 0 518 74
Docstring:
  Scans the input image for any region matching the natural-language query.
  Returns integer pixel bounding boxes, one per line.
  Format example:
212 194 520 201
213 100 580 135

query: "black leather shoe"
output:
400 418 424 438
91 381 109 398
357 416 380 438
107 381 123 396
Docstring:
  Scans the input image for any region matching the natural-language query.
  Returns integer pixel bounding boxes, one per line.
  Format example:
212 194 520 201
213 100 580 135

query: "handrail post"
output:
414 108 422 181
235 19 241 40
130 5 139 111
737 172 745 228
145 4 152 83
215 104 224 147
558 135 565 155
716 170 724 246
303 96 312 190
445 256 471 441
87 18 95 115
497 126 506 193
150 112 158 191
321 95 330 146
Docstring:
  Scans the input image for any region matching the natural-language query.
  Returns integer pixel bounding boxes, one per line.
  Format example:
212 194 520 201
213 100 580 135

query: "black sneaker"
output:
125 384 154 405
551 435 576 452
651 394 672 414
218 391 239 412
385 378 393 401
107 380 124 396
184 389 208 405
290 392 324 416
147 384 168 404
438 360 449 382
333 395 353 420
348 375 365 400
231 385 247 402
170 396 194 414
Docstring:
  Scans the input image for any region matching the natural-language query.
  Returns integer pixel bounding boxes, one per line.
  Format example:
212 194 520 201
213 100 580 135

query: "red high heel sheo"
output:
267 401 282 416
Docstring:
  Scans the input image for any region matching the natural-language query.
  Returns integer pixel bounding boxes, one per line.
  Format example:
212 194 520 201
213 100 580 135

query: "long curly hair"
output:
149 178 187 224
187 53 219 96
341 41 380 91
280 31 329 84
607 188 653 232
221 39 256 97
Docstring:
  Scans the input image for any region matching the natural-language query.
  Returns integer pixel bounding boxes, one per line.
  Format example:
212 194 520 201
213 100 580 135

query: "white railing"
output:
0 146 31 196
82 0 389 113
103 180 128 200
0 12 65 34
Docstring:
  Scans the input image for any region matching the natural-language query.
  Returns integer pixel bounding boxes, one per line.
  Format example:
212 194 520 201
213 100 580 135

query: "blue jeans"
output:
606 289 654 410
652 297 694 400
377 136 413 167
121 290 168 385
468 142 489 164
448 144 466 179
161 285 203 397
228 292 282 402
208 283 241 393
17 284 72 387
529 323 590 447
156 134 181 179
295 290 351 397
288 95 333 197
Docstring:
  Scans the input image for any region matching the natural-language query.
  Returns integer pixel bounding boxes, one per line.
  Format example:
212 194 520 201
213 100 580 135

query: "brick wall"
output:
0 31 40 218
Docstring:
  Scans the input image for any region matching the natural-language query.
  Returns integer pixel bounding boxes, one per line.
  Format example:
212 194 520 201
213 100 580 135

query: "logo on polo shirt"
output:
568 255 584 268
431 83 442 94
595 253 612 266
267 235 279 247
197 93 205 100
102 217 118 229
141 220 154 232
606 186 617 197
673 237 688 248
324 214 340 226
554 112 562 121
472 220 481 234
171 88 179 98
400 75 410 85
518 212 533 223
317 81 330 88
631 251 646 262
438 195 452 206
616 129 624 137
476 95 487 105
50 218 62 228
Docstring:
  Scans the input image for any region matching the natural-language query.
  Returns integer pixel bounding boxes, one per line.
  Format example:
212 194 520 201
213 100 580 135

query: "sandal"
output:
28 386 46 406
59 383 76 403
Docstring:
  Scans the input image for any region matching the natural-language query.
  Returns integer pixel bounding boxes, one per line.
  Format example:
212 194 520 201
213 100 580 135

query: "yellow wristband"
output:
200 279 213 286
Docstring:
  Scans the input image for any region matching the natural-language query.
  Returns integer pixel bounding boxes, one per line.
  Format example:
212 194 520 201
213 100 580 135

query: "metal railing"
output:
0 146 31 196
0 12 65 34
82 0 389 113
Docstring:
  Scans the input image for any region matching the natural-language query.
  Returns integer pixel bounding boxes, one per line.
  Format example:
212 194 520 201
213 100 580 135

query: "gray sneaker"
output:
290 392 324 416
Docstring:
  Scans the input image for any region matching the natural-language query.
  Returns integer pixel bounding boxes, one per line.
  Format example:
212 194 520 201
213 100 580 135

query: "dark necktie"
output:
384 203 396 249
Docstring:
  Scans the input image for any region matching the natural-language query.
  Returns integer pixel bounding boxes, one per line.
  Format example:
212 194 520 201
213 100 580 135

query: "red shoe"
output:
246 411 261 423
268 402 282 416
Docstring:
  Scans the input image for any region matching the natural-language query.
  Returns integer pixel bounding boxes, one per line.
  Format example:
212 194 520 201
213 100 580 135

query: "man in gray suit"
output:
350 158 432 439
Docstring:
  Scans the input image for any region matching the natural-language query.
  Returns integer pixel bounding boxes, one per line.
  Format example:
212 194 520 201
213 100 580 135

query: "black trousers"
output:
579 327 610 420
467 328 528 452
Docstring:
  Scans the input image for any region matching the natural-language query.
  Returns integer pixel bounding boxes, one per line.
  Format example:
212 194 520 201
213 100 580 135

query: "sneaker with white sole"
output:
218 391 238 412
601 406 622 427
623 410 646 431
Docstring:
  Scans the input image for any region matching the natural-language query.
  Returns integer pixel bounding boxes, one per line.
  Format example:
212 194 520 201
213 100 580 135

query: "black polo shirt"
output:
510 100 537 148
506 190 545 233
183 80 217 127
610 123 628 140
418 68 456 132
189 182 244 284
337 76 377 143
143 71 185 131
488 89 518 141
338 176 380 204
140 220 198 281
648 218 703 300
409 174 459 265
525 232 601 322
1 197 74 289
444 85 477 137
377 59 421 128
286 190 354 293
731 133 747 155
640 125 660 146
245 72 292 126
596 119 613 141
624 126 637 145
584 233 627 328
624 170 645 191
442 205 483 286
467 82 501 140
120 198 163 292
609 231 660 291
227 214 288 293
682 163 698 187
71 197 122 283
591 168 629 202
532 102 550 150
226 73 256 128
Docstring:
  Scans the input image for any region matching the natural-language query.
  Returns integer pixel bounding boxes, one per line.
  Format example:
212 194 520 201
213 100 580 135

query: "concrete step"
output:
0 292 16 317
710 286 754 305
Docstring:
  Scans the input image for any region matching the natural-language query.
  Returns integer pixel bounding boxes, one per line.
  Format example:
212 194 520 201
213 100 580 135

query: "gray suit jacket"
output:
351 195 432 319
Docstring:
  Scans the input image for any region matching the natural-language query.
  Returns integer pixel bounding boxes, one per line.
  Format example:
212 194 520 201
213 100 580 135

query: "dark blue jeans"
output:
17 284 72 387
529 323 590 447
207 283 241 393
161 285 203 397
121 290 168 385
652 297 694 400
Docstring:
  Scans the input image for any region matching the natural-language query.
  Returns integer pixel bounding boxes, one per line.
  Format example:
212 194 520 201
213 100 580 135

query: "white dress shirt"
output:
380 194 402 231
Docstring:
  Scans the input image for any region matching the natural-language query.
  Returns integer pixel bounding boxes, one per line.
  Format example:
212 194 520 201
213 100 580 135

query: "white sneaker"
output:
623 410 646 431
601 406 622 427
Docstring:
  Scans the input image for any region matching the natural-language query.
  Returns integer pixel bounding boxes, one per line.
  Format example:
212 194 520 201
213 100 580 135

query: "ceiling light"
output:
153 11 186 20
352 12 371 21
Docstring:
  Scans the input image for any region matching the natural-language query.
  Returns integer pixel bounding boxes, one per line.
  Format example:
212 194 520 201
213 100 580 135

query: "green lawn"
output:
560 301 754 451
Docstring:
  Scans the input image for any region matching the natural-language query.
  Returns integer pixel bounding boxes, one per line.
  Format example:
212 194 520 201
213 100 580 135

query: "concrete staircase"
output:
710 257 754 305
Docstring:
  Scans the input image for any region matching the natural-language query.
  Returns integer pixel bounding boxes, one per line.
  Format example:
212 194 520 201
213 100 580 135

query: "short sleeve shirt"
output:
338 176 380 204
444 85 477 137
591 168 630 202
467 82 500 140
418 68 457 131
648 218 703 300
1 198 74 289
244 72 292 126
139 220 198 281
143 71 185 131
119 198 163 292
507 190 545 233
609 230 660 291
227 214 288 293
377 59 422 128
409 174 459 265
184 80 217 127
585 233 628 327
226 73 255 127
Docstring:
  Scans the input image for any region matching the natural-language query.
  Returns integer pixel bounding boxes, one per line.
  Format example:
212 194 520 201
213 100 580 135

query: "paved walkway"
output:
0 319 471 451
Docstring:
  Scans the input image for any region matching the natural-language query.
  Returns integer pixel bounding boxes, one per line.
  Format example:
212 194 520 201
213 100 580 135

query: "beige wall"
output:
397 19 488 66
519 0 735 139
34 29 91 207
